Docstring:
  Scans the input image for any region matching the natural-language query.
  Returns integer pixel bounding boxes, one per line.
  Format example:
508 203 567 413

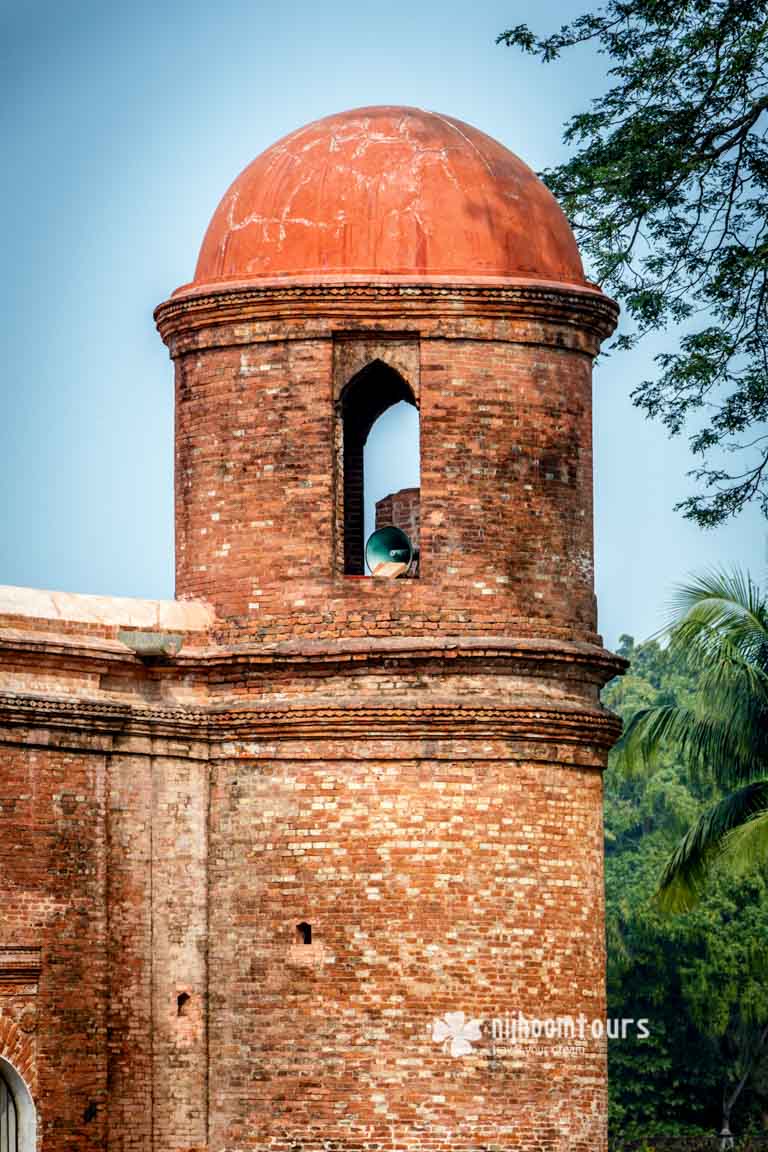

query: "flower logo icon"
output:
431 1011 483 1057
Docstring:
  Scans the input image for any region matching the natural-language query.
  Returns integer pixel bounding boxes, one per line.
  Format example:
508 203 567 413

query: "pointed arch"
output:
339 359 418 575
0 1059 35 1152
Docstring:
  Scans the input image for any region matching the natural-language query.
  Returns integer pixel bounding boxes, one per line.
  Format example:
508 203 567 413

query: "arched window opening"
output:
0 1070 19 1152
296 922 312 945
0 1058 35 1152
365 404 420 574
177 991 191 1017
340 361 420 576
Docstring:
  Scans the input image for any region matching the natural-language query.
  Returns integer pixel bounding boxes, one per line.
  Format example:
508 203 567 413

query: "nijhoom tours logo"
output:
429 1010 650 1058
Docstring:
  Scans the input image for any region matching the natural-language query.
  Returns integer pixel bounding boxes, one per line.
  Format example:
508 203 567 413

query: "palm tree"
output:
618 569 768 912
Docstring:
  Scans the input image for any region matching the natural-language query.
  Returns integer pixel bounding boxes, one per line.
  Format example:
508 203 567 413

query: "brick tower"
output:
154 104 623 1150
0 105 623 1152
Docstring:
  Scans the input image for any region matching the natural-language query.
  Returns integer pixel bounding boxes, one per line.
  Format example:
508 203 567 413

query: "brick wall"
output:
160 283 615 648
375 487 420 547
0 743 108 1150
0 618 622 1151
208 740 609 1152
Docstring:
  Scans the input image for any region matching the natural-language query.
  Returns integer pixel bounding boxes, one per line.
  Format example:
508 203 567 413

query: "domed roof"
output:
191 106 587 289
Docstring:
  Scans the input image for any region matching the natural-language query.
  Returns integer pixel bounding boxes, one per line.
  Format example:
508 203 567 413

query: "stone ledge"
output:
0 585 214 632
0 625 139 663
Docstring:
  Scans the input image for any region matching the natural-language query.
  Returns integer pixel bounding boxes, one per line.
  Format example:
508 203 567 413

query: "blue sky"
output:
0 0 764 648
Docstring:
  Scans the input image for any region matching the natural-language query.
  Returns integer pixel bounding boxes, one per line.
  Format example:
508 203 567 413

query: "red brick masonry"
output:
0 106 623 1152
375 488 421 549
0 274 623 1152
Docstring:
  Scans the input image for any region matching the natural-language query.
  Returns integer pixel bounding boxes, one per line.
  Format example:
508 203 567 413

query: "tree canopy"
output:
604 635 768 1144
499 1 768 526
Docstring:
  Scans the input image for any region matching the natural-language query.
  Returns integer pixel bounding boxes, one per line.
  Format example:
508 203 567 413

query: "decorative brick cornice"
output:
209 701 622 747
154 278 619 352
0 637 625 748
0 628 626 679
0 948 41 985
0 690 621 749
177 633 625 678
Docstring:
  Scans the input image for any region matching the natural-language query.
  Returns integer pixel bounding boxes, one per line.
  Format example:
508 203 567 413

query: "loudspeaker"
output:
365 526 414 575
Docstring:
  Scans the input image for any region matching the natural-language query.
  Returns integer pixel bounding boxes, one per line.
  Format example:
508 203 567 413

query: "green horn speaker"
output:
365 525 414 573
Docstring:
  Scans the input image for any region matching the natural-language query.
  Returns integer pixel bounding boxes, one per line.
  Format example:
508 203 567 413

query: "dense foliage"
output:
499 1 768 526
618 571 768 911
604 636 768 1146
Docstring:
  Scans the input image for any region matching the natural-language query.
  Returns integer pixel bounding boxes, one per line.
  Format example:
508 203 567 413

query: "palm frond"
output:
669 568 766 626
617 704 766 790
718 810 768 876
655 781 768 913
667 568 768 674
694 653 768 717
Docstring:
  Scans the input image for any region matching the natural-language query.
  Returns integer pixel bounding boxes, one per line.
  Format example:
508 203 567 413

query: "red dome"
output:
190 106 586 289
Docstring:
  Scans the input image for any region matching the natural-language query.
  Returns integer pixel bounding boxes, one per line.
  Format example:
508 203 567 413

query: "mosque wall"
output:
0 738 108 1150
206 736 609 1152
0 594 620 1152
